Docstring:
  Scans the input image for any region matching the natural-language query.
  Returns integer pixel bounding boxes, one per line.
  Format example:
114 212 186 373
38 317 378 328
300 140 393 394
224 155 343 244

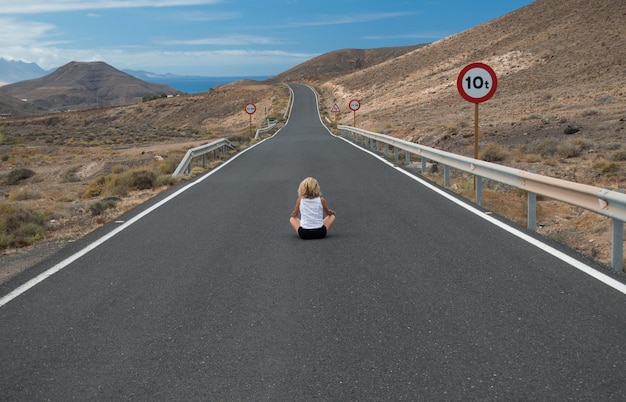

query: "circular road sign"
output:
245 103 256 115
457 63 498 103
349 99 361 112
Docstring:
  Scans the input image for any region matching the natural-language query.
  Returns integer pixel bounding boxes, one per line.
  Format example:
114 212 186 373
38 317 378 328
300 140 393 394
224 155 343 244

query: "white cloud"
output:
0 17 61 46
173 11 239 22
0 44 316 75
136 49 317 75
362 32 448 41
0 0 221 14
158 35 281 46
287 12 417 28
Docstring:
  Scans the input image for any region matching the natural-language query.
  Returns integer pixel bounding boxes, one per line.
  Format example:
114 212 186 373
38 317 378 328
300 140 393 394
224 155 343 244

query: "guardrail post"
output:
202 154 206 167
405 151 410 165
476 176 483 206
444 165 450 187
384 143 389 158
611 218 624 272
394 147 399 162
612 189 625 271
527 192 537 231
421 158 427 174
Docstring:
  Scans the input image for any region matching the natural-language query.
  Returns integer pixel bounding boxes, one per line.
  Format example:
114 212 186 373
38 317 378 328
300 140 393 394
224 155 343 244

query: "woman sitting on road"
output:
289 177 336 239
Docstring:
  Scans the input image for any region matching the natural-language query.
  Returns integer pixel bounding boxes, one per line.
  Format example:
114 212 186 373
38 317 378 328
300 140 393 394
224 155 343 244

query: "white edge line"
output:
338 136 626 296
0 140 267 308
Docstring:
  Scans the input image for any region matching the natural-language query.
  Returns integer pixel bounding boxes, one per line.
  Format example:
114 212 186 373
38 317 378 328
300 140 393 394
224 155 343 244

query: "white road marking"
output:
0 140 268 308
340 136 626 296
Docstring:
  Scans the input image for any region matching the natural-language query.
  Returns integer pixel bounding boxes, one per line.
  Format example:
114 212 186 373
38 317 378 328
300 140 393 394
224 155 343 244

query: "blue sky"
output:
0 0 534 77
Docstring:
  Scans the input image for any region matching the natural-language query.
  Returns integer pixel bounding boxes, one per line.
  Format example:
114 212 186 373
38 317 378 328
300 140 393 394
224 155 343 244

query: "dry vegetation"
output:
1 0 625 282
0 82 288 282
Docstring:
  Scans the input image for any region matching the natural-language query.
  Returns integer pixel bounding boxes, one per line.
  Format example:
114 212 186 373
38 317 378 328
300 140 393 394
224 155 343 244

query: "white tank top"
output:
300 197 323 229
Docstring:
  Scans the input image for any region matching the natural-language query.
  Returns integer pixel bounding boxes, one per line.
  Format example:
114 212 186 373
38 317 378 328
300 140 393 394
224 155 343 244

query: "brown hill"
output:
316 0 626 169
269 45 425 82
0 61 180 112
0 93 44 117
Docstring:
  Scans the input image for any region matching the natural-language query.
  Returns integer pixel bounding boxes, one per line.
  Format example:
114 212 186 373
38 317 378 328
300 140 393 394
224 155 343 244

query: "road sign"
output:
331 104 340 113
349 99 360 111
457 63 498 104
245 103 256 115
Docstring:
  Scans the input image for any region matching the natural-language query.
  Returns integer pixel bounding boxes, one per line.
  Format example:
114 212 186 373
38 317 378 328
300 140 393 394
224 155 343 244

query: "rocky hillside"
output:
0 61 180 112
0 93 44 117
316 0 625 168
269 45 425 82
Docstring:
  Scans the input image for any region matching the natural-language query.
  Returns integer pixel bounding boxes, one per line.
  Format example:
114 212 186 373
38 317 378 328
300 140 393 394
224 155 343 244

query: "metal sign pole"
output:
474 103 479 160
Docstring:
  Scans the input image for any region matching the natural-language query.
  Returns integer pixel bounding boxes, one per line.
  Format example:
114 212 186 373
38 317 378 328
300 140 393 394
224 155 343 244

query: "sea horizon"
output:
142 75 270 94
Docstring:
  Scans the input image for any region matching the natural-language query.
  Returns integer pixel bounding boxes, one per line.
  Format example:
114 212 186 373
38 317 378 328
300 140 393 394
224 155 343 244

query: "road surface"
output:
1 83 625 400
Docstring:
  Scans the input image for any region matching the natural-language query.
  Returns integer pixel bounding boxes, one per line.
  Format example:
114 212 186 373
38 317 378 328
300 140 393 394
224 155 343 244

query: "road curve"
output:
1 83 625 400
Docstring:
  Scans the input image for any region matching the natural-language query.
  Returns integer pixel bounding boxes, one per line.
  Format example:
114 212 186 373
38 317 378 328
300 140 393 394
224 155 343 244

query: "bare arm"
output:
320 197 335 216
290 197 302 218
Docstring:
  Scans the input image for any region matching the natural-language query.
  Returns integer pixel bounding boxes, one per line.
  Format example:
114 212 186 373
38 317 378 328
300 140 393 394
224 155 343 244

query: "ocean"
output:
142 76 270 94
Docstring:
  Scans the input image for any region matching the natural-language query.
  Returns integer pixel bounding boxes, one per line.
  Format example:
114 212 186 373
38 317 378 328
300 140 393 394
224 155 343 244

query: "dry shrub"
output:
89 198 119 216
592 159 619 174
611 151 626 162
532 139 558 157
557 138 588 159
480 143 507 162
158 157 179 174
0 203 47 248
8 189 41 201
82 169 158 198
4 168 35 185
156 175 176 187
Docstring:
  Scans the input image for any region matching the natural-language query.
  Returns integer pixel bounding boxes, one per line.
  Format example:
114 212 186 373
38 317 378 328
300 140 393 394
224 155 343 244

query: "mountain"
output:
314 0 626 155
0 58 48 85
269 45 425 82
0 61 181 111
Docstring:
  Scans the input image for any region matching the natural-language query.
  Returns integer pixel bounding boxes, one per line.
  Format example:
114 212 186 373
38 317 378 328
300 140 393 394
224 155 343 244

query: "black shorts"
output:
298 226 327 239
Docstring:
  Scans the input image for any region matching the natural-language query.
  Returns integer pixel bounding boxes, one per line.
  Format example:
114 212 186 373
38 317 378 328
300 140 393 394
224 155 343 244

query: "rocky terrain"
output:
1 0 625 281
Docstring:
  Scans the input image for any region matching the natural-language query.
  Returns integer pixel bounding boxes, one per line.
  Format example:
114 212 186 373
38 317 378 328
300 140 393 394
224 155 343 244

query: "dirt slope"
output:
317 0 626 183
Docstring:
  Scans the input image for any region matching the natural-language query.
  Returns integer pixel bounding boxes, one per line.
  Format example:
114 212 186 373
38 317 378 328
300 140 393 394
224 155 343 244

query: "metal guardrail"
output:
254 122 277 139
172 139 235 177
339 125 626 271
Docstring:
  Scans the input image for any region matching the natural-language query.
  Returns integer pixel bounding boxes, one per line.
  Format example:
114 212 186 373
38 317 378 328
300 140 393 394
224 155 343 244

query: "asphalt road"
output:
1 83 625 400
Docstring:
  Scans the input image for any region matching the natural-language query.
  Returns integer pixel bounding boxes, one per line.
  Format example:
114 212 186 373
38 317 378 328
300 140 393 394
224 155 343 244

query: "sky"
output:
0 0 535 77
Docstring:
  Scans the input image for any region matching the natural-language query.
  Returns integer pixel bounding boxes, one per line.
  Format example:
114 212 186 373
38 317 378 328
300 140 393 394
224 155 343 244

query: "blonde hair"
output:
297 177 322 198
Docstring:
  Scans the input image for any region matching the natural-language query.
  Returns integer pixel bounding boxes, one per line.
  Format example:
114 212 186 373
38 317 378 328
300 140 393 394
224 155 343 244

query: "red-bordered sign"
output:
349 99 360 112
331 104 340 113
457 63 498 103
244 103 256 115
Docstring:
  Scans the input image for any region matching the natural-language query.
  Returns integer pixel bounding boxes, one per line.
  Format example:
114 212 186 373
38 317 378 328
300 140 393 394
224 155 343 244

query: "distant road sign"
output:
349 99 360 111
245 103 256 115
331 104 340 113
457 63 498 103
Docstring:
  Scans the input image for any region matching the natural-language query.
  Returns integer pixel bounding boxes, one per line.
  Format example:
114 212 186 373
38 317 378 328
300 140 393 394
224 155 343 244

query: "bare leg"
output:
289 217 300 233
323 214 336 232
